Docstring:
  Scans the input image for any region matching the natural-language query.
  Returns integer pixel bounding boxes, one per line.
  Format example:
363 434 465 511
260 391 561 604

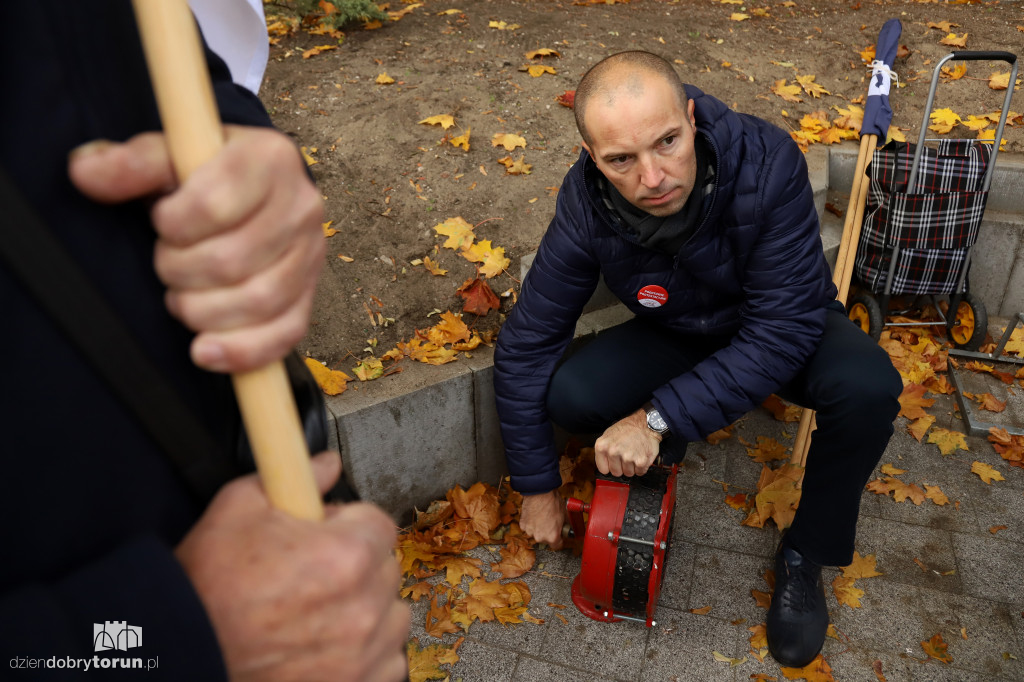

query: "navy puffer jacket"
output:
493 84 838 495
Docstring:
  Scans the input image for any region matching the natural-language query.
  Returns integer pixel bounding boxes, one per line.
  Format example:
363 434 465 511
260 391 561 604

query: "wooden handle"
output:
790 132 879 471
132 0 324 521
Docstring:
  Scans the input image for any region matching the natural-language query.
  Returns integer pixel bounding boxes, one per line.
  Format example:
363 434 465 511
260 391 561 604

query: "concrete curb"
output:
324 142 1024 519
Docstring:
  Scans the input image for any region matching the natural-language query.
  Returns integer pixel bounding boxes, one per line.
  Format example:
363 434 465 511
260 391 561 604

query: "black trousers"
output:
546 304 902 566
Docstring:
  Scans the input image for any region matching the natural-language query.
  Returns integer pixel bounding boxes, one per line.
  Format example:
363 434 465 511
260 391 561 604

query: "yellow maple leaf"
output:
771 79 803 103
921 633 953 663
939 32 968 48
433 216 475 250
961 115 991 131
449 127 471 151
424 596 461 637
907 415 935 442
302 44 338 59
497 155 533 175
436 8 462 15
799 114 826 133
762 395 802 422
832 575 864 608
928 427 969 456
927 20 959 32
988 71 1010 90
525 48 560 59
898 383 935 419
842 551 883 579
400 580 434 602
300 146 318 166
928 108 961 134
713 651 748 666
780 654 836 681
407 636 463 682
396 338 459 365
730 12 750 21
492 541 536 578
303 357 351 395
488 20 520 30
748 623 768 649
832 104 864 131
492 133 527 151
428 311 472 346
423 255 447 276
352 357 384 382
971 461 1005 484
797 74 830 98
462 239 511 278
892 479 926 505
924 484 949 506
745 436 790 463
375 72 395 85
419 114 456 130
976 129 1008 151
321 220 338 237
819 127 843 145
941 62 967 81
524 64 556 77
880 462 906 476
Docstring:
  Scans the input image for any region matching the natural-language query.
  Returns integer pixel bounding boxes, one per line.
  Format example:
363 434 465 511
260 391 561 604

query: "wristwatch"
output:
643 401 670 436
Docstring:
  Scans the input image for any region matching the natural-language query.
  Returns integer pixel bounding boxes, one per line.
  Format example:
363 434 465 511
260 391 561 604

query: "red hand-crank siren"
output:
565 463 679 626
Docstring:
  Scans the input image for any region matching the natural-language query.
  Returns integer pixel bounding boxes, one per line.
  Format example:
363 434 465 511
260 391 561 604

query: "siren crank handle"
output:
131 0 324 520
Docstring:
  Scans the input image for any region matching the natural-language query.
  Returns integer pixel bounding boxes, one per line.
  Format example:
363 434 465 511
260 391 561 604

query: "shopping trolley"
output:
848 50 1018 349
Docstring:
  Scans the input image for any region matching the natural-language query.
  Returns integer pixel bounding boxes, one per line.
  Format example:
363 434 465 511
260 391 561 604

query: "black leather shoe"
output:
766 541 828 667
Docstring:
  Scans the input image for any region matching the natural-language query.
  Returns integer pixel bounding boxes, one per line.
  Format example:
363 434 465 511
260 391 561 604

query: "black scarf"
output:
601 134 713 256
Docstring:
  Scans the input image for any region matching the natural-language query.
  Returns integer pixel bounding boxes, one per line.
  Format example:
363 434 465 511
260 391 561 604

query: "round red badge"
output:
637 284 668 308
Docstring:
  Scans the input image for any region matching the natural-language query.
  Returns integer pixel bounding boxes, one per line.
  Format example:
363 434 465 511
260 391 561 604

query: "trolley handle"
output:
950 50 1017 65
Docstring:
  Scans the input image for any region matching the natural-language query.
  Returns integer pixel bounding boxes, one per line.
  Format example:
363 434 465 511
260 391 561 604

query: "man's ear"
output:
687 98 696 128
581 140 591 155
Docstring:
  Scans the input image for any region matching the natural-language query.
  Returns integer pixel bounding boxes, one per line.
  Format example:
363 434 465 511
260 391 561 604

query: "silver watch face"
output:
647 409 668 432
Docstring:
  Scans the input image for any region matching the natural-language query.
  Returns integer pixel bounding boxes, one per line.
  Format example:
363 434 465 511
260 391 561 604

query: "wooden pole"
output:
132 0 324 521
789 132 879 470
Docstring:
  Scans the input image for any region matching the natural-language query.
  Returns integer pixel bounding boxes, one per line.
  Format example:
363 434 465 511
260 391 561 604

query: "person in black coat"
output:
0 3 408 680
493 50 902 668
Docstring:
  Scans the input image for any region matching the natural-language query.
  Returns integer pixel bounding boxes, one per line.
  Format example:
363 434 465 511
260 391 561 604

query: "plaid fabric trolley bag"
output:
848 50 1018 350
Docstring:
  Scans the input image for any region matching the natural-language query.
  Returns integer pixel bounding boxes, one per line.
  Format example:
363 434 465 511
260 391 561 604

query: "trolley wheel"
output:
946 292 987 351
848 291 883 341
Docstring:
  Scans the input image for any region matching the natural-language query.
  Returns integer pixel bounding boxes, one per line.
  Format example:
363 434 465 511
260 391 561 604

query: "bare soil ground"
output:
259 0 1023 374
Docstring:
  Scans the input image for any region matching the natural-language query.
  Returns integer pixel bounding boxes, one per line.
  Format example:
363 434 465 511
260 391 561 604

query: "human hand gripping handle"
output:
594 409 662 478
131 0 322 520
176 451 411 681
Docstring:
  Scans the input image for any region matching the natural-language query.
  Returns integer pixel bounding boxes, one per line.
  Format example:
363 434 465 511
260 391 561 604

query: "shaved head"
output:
574 51 688 146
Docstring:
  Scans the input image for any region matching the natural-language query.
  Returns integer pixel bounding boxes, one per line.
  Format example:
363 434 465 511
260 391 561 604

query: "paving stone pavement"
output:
405 328 1024 681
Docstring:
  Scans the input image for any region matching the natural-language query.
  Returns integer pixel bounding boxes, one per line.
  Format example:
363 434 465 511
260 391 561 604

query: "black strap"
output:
0 167 237 502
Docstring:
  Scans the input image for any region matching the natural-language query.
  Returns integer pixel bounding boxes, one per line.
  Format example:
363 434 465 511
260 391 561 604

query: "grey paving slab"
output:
685 546 774 624
951 532 1024 606
463 574 562 657
511 655 619 682
853 516 962 594
653 539 697 613
825 649 918 682
671 484 779 559
909 662 1014 681
827 576 926 656
640 611 745 681
970 483 1024 544
917 589 1023 680
447 639 517 682
535 593 650 681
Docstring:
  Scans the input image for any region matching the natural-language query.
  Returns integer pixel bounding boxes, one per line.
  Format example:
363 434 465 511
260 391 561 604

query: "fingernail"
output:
192 340 227 371
69 139 114 161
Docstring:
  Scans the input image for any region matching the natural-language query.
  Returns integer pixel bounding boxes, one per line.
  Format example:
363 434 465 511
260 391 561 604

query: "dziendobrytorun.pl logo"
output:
9 621 159 672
